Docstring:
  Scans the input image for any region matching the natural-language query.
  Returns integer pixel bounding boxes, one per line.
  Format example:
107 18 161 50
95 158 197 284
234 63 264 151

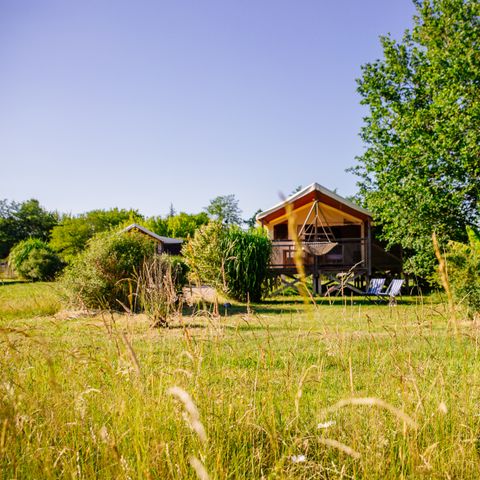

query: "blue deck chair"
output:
361 278 386 296
376 279 404 305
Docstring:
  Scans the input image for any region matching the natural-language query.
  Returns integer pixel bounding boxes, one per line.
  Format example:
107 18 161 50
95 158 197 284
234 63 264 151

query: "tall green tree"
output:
0 199 58 258
205 194 243 226
351 0 480 278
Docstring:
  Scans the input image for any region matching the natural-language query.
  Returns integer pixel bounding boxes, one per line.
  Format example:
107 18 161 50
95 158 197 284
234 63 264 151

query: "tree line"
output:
0 194 249 263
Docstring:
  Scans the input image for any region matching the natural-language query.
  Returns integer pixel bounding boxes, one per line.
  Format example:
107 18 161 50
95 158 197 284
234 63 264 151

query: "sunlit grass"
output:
1 283 479 478
0 282 62 320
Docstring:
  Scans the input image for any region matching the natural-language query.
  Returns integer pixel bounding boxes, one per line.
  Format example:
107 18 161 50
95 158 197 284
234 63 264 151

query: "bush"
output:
182 222 225 289
62 231 156 310
9 238 63 281
446 227 480 318
183 223 272 302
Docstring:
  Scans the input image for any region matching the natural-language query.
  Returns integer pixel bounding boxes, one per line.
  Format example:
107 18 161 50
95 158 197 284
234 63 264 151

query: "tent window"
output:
273 223 289 240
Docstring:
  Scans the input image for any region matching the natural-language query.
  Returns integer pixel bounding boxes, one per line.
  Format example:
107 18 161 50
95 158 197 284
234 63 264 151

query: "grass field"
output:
1 282 480 479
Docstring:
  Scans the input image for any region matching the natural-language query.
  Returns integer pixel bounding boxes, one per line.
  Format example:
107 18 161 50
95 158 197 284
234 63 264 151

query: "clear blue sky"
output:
1 0 415 219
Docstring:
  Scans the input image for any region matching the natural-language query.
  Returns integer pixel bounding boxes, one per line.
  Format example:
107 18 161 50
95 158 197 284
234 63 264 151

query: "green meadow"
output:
1 282 479 479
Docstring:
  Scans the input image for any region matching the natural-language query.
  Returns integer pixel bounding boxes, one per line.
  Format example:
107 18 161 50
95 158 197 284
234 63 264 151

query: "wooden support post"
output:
366 220 372 284
313 273 321 295
312 256 321 295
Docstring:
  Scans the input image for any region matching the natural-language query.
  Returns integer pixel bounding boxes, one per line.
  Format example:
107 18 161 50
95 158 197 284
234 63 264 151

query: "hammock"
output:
302 241 338 256
298 200 337 256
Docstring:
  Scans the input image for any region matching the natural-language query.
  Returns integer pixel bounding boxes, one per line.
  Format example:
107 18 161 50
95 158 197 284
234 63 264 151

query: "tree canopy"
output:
0 199 58 259
351 0 480 278
145 212 209 239
205 195 243 226
49 208 143 262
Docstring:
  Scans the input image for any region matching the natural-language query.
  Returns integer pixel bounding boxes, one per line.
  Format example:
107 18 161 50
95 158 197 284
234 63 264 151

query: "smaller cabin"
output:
123 223 183 255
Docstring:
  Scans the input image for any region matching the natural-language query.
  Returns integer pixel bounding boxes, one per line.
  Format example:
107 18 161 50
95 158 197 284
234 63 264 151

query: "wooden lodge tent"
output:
256 183 402 294
122 223 183 255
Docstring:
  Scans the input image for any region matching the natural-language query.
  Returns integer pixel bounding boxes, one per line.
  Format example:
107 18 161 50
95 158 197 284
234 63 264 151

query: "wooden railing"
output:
270 238 368 270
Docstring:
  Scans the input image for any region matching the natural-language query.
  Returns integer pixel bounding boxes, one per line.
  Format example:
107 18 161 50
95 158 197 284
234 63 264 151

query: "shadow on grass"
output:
0 279 30 286
182 294 423 318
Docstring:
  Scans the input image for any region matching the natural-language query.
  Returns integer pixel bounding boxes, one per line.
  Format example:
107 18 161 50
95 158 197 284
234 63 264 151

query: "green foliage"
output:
183 223 272 302
144 216 169 237
350 0 480 278
205 194 243 226
145 212 209 239
182 221 225 289
244 208 263 229
165 255 189 289
0 199 58 259
166 212 210 238
446 226 480 317
9 238 63 281
50 208 143 262
221 227 272 302
62 231 155 310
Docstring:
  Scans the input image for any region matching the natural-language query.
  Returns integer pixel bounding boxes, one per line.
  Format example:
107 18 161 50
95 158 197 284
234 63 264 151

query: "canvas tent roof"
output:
256 182 372 223
122 223 183 244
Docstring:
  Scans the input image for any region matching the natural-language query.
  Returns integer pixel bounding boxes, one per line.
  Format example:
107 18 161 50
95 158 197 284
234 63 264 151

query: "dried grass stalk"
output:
189 456 210 480
432 232 457 332
322 397 418 430
168 386 207 444
318 438 361 459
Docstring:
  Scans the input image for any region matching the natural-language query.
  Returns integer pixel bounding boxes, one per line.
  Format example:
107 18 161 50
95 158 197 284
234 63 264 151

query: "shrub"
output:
182 221 225 289
183 223 272 302
9 238 63 281
446 227 480 318
62 231 156 310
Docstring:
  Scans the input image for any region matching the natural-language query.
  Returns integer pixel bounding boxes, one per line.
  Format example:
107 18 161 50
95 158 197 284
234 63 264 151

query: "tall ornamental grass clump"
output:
62 231 156 310
8 238 63 281
183 222 272 302
446 226 480 318
221 226 272 302
137 254 188 327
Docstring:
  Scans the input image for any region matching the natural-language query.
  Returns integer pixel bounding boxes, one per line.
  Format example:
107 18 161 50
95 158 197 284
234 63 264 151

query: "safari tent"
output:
256 183 401 294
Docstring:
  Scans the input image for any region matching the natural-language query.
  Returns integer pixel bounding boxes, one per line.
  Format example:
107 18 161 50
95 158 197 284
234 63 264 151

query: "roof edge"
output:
256 182 371 221
122 223 183 244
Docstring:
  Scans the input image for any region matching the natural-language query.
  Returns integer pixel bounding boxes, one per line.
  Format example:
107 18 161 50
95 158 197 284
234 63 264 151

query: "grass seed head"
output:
189 456 210 480
168 386 207 444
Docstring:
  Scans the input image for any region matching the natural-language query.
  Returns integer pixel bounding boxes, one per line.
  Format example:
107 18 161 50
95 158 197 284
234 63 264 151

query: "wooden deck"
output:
269 238 368 271
268 238 370 295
